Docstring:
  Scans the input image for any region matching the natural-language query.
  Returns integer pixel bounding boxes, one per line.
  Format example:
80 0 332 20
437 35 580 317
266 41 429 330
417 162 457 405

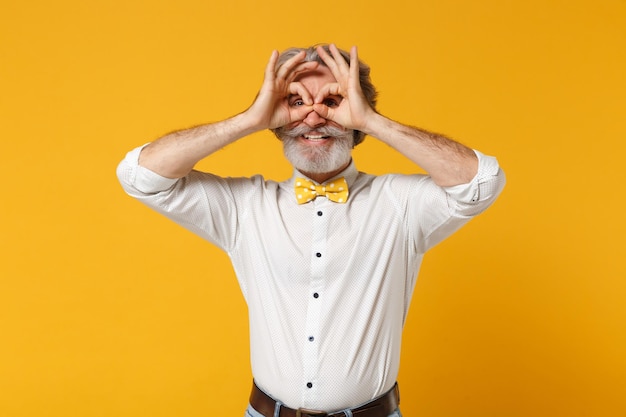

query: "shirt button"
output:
313 293 319 298
317 211 323 216
316 253 322 258
306 382 313 388
308 336 314 342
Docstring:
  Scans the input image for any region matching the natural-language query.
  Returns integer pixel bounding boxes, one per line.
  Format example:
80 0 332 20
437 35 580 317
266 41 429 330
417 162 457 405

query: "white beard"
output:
276 125 354 175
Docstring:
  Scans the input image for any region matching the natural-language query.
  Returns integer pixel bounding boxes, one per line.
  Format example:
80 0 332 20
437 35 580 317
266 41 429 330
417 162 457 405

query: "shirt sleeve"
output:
404 149 506 253
116 145 247 252
442 150 506 216
116 144 179 195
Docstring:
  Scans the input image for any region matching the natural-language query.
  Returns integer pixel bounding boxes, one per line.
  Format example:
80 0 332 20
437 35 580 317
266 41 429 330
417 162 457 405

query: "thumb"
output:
312 103 332 120
290 105 315 123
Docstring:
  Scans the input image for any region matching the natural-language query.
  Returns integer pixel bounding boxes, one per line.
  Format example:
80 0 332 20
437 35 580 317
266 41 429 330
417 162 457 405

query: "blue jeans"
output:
244 404 402 417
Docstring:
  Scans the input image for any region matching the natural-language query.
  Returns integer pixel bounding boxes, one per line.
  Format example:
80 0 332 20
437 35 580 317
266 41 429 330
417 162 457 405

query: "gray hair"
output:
272 44 378 146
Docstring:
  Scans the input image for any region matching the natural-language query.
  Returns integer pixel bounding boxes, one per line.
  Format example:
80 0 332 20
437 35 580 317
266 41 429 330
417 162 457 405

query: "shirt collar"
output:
289 159 358 187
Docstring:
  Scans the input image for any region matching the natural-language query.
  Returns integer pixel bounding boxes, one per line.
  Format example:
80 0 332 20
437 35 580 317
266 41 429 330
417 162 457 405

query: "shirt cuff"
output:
443 150 501 203
123 145 180 194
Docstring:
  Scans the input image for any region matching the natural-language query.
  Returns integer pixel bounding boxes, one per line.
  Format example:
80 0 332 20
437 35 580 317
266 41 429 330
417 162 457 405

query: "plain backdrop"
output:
1 0 625 416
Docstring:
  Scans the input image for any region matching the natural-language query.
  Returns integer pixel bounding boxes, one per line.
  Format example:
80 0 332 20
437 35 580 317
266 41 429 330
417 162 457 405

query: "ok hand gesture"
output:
312 44 376 133
246 50 319 130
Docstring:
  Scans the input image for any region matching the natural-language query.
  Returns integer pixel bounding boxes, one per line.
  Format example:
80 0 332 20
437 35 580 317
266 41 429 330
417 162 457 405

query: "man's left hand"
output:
312 44 376 134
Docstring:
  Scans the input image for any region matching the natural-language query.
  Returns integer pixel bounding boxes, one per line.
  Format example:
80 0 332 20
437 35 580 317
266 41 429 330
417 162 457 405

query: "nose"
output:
302 109 327 128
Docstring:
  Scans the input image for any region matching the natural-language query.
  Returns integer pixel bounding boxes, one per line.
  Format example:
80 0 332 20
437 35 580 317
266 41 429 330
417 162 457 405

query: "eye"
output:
323 97 341 107
289 97 305 107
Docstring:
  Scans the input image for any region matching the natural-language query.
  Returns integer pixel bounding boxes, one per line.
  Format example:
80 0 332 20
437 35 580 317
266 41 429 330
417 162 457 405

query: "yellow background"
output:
1 0 625 416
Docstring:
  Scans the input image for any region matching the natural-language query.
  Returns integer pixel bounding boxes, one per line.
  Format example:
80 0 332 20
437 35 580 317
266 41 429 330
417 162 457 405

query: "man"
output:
117 44 505 417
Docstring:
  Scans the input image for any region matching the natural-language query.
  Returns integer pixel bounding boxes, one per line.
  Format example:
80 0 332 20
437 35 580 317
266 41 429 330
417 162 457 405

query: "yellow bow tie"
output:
294 177 349 204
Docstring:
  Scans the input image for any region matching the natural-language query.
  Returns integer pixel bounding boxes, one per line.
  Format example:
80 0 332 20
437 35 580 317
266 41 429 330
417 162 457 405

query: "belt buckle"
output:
295 408 327 417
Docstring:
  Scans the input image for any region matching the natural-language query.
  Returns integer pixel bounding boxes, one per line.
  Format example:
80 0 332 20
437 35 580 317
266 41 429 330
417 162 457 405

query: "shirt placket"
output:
300 198 329 407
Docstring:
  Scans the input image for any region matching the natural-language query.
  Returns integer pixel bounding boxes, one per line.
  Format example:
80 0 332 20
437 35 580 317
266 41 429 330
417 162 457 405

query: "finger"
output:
285 61 319 83
264 50 279 82
314 82 342 104
316 45 341 76
312 103 332 120
288 82 314 105
291 106 315 123
275 50 306 80
329 44 350 74
349 46 360 87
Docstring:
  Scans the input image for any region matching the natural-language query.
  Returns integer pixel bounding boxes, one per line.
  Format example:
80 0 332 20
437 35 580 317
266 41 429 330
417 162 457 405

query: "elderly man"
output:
117 44 505 417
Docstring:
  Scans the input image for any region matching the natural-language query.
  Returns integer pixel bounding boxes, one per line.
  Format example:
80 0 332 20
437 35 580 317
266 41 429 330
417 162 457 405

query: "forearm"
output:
363 113 478 187
138 111 260 179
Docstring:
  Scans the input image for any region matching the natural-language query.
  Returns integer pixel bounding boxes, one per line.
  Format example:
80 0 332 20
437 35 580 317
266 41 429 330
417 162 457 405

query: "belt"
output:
249 381 400 417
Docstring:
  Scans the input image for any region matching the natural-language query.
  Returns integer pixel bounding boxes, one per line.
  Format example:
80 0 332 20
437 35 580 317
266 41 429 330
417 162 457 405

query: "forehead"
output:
293 65 337 87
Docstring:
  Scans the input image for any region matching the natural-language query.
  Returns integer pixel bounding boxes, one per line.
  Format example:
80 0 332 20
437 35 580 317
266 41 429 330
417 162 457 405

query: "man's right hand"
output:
137 49 320 179
245 50 319 130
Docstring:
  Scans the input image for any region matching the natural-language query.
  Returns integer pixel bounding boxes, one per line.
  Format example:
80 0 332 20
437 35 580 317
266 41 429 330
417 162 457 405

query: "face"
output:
275 66 354 179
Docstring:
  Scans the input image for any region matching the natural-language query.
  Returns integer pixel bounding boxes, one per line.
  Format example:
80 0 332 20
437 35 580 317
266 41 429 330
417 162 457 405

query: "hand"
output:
312 44 376 132
246 50 319 130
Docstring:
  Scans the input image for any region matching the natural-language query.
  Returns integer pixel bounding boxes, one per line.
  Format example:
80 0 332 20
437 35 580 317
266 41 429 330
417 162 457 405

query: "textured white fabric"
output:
117 146 505 411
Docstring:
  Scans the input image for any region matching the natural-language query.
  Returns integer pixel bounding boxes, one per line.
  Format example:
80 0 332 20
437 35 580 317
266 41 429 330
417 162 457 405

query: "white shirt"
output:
117 146 505 411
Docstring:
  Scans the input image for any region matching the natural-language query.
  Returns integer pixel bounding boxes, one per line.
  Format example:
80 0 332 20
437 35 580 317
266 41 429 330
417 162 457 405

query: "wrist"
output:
236 108 268 135
359 111 387 138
